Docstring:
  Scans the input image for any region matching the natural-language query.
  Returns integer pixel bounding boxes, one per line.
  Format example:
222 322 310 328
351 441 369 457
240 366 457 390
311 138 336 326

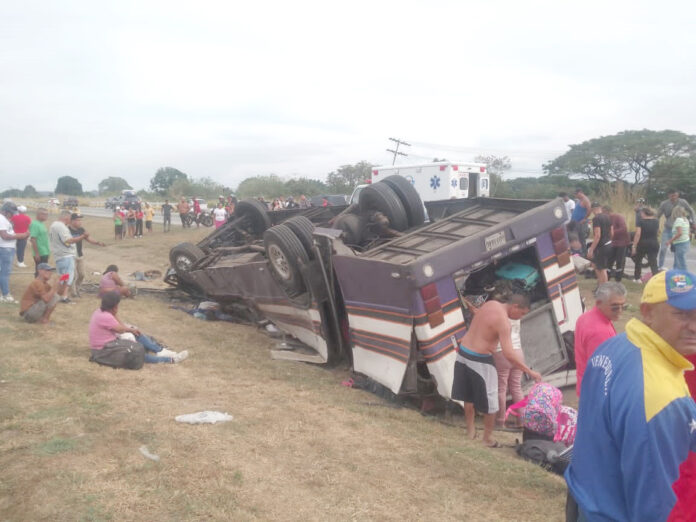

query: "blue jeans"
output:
55 256 75 285
135 333 173 364
658 228 673 268
673 241 689 271
0 247 15 296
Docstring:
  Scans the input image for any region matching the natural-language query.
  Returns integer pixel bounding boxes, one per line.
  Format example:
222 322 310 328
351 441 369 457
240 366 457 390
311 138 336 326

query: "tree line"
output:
4 129 694 203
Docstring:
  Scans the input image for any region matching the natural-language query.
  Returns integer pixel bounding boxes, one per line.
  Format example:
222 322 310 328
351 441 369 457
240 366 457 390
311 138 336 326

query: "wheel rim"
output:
175 255 193 272
268 244 292 280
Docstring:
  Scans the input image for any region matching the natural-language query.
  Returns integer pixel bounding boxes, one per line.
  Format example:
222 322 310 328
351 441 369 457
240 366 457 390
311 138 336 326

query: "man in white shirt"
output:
559 192 576 224
0 201 30 303
49 210 87 303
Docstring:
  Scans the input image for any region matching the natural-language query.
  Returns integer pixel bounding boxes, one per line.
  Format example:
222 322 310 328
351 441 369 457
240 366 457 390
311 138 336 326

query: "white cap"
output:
17 205 27 212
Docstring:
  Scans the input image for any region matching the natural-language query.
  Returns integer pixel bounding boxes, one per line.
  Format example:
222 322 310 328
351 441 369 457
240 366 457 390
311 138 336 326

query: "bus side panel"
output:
412 277 467 400
535 231 583 333
345 301 413 394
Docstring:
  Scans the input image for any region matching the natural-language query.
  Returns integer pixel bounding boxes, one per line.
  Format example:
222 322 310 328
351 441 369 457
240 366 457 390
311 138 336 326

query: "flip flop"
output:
484 440 502 448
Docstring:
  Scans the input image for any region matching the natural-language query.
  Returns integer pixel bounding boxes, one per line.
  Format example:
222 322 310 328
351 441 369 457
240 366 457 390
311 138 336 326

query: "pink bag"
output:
505 383 562 438
554 405 577 446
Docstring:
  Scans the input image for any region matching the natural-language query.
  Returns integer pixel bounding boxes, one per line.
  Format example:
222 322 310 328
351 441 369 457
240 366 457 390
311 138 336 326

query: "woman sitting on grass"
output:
99 265 136 298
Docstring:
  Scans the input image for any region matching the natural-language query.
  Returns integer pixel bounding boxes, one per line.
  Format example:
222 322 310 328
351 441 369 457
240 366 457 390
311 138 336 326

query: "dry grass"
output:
0 216 571 521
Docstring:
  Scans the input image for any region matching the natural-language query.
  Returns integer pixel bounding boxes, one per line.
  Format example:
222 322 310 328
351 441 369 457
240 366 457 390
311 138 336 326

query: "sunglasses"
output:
610 304 629 312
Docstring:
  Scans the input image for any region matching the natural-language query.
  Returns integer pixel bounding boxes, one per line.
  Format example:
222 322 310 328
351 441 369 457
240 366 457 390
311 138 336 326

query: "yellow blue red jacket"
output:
565 318 696 521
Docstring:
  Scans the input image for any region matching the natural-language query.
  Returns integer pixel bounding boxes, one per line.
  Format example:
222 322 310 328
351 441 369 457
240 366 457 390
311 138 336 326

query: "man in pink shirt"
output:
574 282 627 396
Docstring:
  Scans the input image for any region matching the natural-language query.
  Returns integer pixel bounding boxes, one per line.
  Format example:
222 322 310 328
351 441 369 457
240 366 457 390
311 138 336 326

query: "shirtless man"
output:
452 294 542 447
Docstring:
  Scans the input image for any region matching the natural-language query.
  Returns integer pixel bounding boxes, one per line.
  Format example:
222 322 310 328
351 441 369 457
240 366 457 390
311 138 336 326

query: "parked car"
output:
167 177 580 400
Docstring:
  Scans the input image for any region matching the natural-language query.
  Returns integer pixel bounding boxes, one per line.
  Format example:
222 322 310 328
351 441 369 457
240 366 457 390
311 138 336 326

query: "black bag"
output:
516 439 572 475
90 338 145 370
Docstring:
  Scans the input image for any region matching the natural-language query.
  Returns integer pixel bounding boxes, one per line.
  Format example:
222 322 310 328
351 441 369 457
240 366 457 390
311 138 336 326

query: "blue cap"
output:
642 269 696 311
36 263 55 271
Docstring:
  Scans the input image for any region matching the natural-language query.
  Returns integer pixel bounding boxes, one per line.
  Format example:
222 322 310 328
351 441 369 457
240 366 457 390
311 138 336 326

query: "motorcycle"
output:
183 209 213 227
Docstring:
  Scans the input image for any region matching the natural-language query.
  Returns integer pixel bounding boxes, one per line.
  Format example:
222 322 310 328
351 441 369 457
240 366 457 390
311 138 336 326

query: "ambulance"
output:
371 161 490 202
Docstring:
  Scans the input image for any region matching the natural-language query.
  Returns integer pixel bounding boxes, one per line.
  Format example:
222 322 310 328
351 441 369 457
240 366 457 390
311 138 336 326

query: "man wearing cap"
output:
68 213 105 298
565 269 696 521
0 201 31 303
11 205 31 268
49 210 87 304
19 263 65 324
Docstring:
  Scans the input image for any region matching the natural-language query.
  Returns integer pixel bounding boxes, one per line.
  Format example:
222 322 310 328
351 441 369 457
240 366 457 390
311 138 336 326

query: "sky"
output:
2 0 696 192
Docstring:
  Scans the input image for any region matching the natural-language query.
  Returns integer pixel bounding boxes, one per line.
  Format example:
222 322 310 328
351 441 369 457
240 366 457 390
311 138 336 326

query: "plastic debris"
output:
175 411 234 424
139 445 160 461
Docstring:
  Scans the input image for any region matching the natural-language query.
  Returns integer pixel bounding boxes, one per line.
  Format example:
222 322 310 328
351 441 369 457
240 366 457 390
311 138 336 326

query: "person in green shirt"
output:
665 206 691 271
29 208 50 277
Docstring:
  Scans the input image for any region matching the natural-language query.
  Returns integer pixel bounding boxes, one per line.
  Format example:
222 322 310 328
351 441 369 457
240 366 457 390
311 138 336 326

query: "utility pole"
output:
386 137 410 165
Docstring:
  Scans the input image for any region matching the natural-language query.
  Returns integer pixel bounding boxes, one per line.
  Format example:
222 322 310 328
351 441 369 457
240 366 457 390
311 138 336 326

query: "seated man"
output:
19 263 65 324
88 292 188 364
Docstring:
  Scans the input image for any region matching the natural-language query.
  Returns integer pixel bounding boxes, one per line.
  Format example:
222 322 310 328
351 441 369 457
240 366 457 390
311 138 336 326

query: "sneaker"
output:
60 297 73 304
1 294 17 304
632 279 643 284
172 350 189 364
158 348 177 358
17 262 27 268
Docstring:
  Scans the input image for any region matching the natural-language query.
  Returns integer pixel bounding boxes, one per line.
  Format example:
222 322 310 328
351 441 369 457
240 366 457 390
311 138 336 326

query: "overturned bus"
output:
166 179 582 399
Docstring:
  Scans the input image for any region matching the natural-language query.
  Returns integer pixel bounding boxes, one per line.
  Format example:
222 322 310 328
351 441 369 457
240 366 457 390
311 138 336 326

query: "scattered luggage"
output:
494 262 540 291
89 338 145 370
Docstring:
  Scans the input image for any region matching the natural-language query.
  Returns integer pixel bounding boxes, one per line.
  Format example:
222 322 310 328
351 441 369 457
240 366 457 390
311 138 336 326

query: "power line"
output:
386 137 411 165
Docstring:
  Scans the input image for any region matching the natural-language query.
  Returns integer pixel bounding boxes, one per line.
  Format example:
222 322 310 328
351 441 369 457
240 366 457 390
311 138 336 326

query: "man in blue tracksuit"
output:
565 269 696 521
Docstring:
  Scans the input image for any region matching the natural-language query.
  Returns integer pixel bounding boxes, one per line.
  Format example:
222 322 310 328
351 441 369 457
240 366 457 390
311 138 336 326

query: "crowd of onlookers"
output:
0 200 189 365
559 187 694 283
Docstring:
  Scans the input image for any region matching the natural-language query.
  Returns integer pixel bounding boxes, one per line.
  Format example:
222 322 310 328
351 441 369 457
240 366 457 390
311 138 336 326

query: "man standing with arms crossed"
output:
49 210 87 304
452 294 542 447
161 200 173 232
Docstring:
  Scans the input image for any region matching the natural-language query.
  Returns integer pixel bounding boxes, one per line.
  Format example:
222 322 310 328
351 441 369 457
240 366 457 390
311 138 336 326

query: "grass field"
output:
0 214 646 521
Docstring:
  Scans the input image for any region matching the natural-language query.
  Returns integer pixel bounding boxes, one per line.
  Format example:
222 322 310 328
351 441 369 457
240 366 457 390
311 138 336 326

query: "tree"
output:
150 167 188 195
326 161 373 194
98 176 132 195
0 188 22 198
55 176 83 195
284 177 327 197
236 175 287 199
22 185 38 197
475 155 511 196
647 156 696 204
544 130 696 188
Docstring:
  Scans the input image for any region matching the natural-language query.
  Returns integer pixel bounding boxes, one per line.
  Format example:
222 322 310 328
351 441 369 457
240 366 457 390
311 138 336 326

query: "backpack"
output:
90 338 145 370
506 383 563 439
516 439 572 475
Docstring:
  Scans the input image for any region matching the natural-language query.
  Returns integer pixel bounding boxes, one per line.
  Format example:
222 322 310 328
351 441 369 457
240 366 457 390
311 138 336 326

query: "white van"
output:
371 161 490 203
